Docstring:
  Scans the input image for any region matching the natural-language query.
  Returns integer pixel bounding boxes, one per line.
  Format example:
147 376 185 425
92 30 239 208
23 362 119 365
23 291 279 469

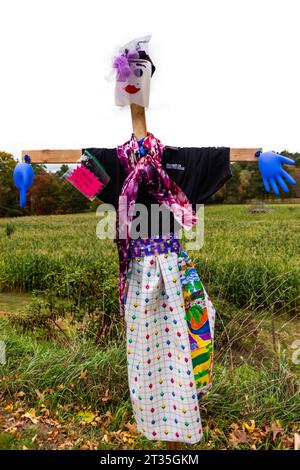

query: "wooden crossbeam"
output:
22 149 82 164
22 147 262 163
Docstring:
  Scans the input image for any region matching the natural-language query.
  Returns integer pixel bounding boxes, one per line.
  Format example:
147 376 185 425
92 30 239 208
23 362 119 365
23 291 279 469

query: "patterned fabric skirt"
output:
124 234 216 444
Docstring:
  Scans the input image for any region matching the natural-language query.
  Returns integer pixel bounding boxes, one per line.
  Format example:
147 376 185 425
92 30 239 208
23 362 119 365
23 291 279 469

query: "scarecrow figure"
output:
17 34 296 448
81 34 296 445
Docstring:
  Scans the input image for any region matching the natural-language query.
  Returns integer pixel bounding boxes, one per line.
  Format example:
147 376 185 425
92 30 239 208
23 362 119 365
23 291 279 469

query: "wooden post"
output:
130 103 148 140
21 148 262 163
167 441 182 451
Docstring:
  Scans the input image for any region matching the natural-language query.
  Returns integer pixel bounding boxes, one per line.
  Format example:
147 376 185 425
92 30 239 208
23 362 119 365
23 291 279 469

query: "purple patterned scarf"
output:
116 132 197 315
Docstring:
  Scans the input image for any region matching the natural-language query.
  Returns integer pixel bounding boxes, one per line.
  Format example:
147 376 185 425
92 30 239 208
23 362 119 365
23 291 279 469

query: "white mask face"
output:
115 59 152 108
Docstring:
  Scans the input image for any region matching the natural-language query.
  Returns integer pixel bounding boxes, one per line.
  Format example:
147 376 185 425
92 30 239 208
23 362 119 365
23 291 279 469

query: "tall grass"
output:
0 316 298 428
0 318 127 410
0 206 299 313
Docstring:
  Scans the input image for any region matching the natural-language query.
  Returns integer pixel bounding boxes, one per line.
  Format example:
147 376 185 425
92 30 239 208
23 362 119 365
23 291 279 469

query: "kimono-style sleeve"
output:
82 148 123 208
162 146 232 204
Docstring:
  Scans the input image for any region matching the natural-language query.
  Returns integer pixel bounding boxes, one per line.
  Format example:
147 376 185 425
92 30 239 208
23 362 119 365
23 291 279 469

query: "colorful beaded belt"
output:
130 233 181 258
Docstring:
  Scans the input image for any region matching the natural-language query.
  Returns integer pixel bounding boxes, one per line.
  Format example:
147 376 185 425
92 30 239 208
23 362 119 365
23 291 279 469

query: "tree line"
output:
0 151 299 217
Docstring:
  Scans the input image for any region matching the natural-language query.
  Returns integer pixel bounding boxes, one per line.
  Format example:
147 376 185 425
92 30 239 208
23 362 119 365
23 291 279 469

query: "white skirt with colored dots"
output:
124 247 216 444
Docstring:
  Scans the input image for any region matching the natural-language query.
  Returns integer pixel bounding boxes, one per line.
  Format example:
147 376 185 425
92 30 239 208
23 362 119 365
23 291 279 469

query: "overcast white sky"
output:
0 0 299 164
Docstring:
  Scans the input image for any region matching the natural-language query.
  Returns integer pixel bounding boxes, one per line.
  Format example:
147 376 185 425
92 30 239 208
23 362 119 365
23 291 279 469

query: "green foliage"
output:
27 173 91 215
7 266 122 344
5 223 15 237
0 157 93 217
55 164 69 178
0 152 24 217
31 166 93 215
210 150 300 203
32 163 47 175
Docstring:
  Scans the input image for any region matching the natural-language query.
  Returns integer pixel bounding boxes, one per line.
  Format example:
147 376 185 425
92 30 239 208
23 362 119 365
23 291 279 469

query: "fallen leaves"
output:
125 422 138 435
227 419 294 449
35 389 46 399
3 421 23 433
47 430 59 440
229 423 249 444
294 433 300 450
101 389 110 403
0 393 297 451
80 439 98 450
243 420 255 433
76 410 97 424
79 370 88 381
272 420 283 441
4 403 13 411
21 408 39 424
57 440 74 450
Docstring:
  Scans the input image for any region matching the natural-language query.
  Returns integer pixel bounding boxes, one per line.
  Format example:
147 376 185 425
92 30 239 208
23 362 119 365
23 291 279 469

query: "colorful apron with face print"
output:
124 234 215 443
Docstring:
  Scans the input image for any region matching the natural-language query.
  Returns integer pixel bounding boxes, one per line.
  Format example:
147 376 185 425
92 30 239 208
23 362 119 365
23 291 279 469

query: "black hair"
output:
137 50 156 77
124 47 156 77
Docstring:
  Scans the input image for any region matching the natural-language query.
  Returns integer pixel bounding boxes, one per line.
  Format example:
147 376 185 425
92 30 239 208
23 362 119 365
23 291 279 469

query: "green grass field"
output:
0 204 299 310
0 205 299 450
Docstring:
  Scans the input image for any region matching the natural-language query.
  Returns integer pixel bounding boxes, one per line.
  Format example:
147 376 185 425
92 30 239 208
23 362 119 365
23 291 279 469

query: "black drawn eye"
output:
134 68 143 78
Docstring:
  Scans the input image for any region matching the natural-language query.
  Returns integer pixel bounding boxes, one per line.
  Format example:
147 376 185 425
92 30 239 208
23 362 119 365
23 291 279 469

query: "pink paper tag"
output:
67 164 104 199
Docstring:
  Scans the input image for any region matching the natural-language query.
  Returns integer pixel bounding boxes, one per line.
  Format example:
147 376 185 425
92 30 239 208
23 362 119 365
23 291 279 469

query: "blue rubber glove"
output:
13 155 34 208
255 150 296 195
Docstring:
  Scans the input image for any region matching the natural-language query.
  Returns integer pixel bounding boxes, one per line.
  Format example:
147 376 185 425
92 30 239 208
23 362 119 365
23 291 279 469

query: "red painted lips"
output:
124 84 140 94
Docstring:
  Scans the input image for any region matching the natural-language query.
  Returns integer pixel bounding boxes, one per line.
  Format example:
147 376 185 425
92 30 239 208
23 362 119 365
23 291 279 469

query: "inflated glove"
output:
255 150 296 195
13 155 34 208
